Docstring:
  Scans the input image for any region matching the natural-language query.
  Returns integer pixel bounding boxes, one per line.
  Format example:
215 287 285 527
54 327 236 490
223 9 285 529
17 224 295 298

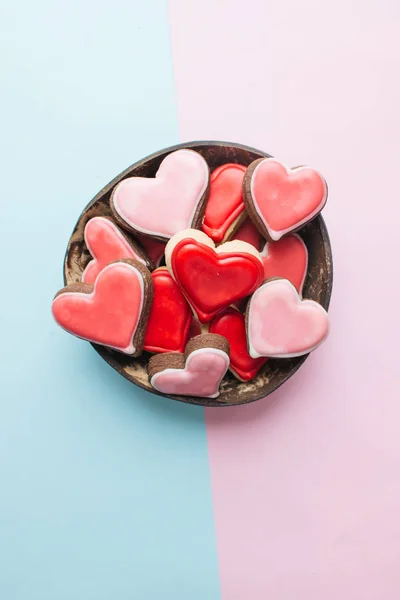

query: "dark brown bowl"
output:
64 141 333 407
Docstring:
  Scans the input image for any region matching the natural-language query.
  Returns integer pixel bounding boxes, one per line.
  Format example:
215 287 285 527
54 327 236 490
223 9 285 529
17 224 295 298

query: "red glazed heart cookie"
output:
202 163 246 243
261 234 308 295
165 229 264 323
144 268 191 354
110 149 209 241
52 259 153 355
210 307 267 381
82 216 148 284
246 278 329 358
243 158 327 241
148 334 230 399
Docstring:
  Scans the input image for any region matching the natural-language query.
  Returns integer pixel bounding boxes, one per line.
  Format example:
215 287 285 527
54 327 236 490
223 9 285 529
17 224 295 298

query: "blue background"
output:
0 2 220 597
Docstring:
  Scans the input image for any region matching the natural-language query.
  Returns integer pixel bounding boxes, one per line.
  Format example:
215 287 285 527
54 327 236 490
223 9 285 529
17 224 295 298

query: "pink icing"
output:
52 262 144 354
150 348 229 399
248 279 329 358
251 158 327 240
82 217 144 284
111 149 209 239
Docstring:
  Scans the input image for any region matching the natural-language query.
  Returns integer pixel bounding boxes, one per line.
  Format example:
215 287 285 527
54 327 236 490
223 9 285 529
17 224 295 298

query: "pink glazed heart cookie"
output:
243 158 327 241
246 279 329 358
52 259 153 356
246 278 329 358
261 234 308 295
110 149 210 242
82 216 148 284
148 334 230 399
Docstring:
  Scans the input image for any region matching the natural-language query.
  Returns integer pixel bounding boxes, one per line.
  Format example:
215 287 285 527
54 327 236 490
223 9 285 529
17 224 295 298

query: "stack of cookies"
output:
52 147 330 400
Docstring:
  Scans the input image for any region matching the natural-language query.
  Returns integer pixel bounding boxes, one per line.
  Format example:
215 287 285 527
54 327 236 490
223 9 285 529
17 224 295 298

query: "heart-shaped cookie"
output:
82 216 147 284
232 217 263 250
202 163 246 243
148 334 230 399
261 234 308 295
165 229 264 323
136 234 166 268
144 268 192 354
243 158 327 241
52 259 153 355
110 149 209 241
247 278 329 358
210 307 267 381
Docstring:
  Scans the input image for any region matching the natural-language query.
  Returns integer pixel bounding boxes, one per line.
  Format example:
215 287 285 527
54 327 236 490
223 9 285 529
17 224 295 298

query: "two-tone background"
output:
1 1 400 598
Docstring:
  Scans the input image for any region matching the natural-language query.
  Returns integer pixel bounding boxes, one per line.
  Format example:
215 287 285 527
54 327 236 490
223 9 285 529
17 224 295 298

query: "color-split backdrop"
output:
1 1 399 598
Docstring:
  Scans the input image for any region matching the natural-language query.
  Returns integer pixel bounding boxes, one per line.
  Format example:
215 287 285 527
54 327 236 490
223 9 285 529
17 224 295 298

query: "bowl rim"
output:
64 140 333 407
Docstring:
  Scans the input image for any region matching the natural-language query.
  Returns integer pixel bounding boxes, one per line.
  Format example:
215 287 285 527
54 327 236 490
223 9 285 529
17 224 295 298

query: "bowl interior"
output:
64 141 333 407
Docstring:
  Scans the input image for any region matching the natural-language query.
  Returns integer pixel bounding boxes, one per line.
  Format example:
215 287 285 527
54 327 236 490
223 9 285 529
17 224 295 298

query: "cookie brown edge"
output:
243 158 329 243
242 158 273 241
184 333 230 360
113 258 154 357
109 149 211 243
148 353 186 380
54 282 93 299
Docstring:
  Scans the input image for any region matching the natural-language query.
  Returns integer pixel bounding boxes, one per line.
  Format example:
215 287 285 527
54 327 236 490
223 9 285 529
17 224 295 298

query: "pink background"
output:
169 0 400 598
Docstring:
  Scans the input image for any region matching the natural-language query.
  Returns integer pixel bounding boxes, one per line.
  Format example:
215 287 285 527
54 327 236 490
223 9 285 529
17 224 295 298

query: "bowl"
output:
64 141 333 407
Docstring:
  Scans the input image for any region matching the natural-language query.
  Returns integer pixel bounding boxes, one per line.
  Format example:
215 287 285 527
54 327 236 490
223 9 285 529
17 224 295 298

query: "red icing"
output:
171 239 264 323
233 218 262 249
187 318 201 341
52 262 144 354
251 159 327 238
144 269 191 353
210 308 267 381
202 163 246 242
137 234 166 267
262 235 308 294
83 217 142 284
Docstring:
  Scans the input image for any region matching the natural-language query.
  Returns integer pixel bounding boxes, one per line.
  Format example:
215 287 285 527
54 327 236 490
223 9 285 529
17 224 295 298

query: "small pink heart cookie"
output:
82 216 148 284
246 278 329 358
148 334 230 399
52 259 153 356
110 149 210 242
243 158 327 241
